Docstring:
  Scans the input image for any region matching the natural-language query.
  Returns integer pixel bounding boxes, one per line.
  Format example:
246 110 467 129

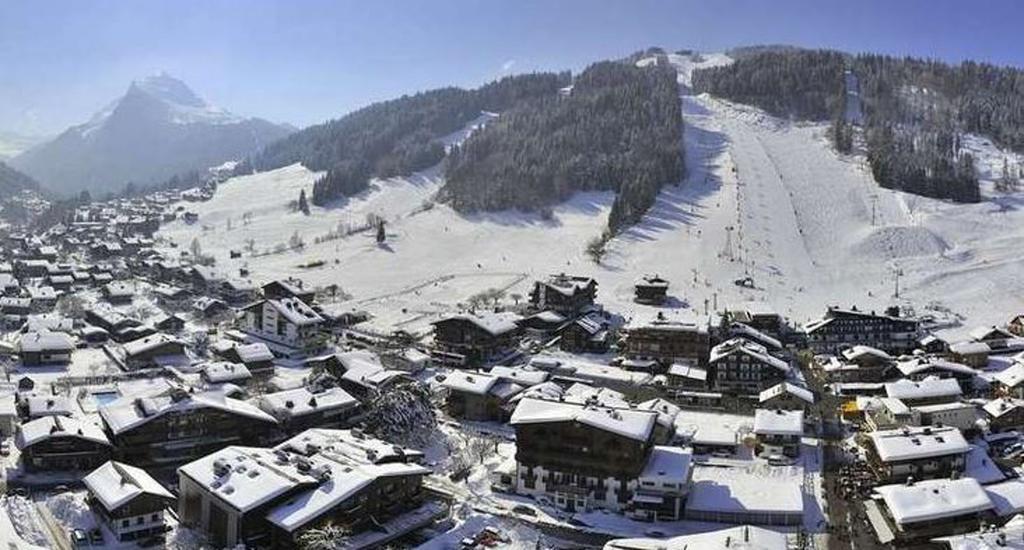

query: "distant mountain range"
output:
10 73 293 196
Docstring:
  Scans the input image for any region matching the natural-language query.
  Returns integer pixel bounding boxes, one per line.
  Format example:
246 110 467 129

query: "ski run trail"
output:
158 53 1024 340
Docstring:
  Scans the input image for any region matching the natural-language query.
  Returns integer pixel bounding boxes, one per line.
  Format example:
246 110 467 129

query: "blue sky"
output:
2 0 1023 136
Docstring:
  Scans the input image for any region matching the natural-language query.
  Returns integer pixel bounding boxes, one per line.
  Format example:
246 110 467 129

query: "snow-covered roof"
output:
22 314 74 334
869 426 969 462
729 322 782 350
442 372 498 396
201 361 252 384
264 453 429 532
17 331 74 353
234 342 274 363
562 383 629 409
16 415 110 449
753 409 804 436
434 311 521 336
938 514 1024 550
636 398 681 428
896 357 977 377
177 446 318 513
83 460 174 511
877 478 992 525
841 345 892 363
995 363 1024 388
122 333 183 357
604 525 789 550
971 326 1015 342
100 387 277 435
625 309 709 332
259 387 358 419
510 398 656 442
983 397 1024 419
710 338 790 373
638 446 691 486
266 297 323 326
667 362 708 381
275 428 425 465
985 479 1024 517
758 382 814 405
487 365 549 386
884 377 962 400
21 389 67 415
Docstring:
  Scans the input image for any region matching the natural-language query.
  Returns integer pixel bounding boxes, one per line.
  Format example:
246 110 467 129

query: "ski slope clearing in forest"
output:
158 54 1024 338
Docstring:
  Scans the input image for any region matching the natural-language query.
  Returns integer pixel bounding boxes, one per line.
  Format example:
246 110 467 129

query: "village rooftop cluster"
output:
0 188 1023 549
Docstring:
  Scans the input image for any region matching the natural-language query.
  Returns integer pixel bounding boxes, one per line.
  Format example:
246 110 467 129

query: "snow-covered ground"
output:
155 52 1024 340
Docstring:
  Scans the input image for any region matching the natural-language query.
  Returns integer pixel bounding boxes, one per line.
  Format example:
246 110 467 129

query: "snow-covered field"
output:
156 52 1024 339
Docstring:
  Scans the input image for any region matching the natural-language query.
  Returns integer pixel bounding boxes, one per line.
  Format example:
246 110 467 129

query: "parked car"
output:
69 529 88 547
0 440 10 456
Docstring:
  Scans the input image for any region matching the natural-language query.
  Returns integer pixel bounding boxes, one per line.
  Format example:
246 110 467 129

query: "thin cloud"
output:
500 59 516 73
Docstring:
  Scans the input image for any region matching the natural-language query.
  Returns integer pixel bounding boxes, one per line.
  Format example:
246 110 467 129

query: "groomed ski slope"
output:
158 53 1024 339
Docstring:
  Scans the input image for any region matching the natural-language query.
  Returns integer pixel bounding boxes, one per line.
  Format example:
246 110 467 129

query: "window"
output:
151 513 160 522
121 519 130 528
136 517 144 525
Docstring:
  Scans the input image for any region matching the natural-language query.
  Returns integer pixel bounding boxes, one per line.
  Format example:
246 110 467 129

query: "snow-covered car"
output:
69 529 88 547
0 440 10 456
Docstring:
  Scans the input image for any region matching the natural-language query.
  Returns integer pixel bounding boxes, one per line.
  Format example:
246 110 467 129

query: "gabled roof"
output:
266 298 323 326
895 357 977 377
710 338 790 373
17 331 74 353
16 415 110 449
259 387 358 419
758 382 814 405
84 461 174 511
876 478 992 525
510 397 656 442
100 387 277 435
433 311 521 337
753 409 804 436
884 377 962 400
869 426 969 462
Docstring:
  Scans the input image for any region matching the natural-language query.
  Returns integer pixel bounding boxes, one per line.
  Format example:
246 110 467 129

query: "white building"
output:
240 298 326 352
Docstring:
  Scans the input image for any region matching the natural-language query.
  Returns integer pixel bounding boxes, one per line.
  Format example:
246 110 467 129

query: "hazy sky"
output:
3 0 1023 137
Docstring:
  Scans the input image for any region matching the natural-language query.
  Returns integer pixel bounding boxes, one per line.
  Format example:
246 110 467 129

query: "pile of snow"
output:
851 226 949 260
47 492 96 531
2 496 50 547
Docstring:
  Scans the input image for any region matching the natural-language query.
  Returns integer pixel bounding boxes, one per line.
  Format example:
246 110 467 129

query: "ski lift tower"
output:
723 225 735 261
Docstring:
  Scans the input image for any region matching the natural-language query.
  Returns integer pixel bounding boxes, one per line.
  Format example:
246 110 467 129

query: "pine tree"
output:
376 220 386 244
298 189 310 215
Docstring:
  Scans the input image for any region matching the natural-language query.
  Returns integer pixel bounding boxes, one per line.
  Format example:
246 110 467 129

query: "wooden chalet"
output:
529 274 597 315
84 461 176 542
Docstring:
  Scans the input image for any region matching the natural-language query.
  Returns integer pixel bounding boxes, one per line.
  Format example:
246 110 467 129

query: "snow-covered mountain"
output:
155 52 1024 339
11 73 293 196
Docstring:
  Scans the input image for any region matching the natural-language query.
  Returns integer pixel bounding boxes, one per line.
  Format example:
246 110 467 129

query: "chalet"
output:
917 334 949 354
727 322 783 352
753 409 803 458
1010 315 1024 338
634 275 669 305
804 306 920 354
121 333 187 369
621 310 711 367
488 365 550 387
867 478 995 545
22 314 74 335
510 397 659 514
529 274 597 315
913 402 979 433
894 356 978 388
189 265 224 294
153 312 186 333
26 285 58 312
519 310 567 337
200 361 252 386
635 398 681 444
17 331 74 366
262 279 316 304
177 429 430 548
239 298 327 352
219 277 257 305
823 345 894 383
212 341 275 375
193 296 229 318
983 397 1024 433
102 281 135 304
729 302 786 335
664 362 708 391
47 274 73 291
708 338 790 394
758 382 814 412
559 313 611 353
441 371 522 421
99 386 279 467
152 284 191 309
85 305 144 342
91 271 114 286
431 312 522 364
629 446 693 522
885 377 962 406
0 297 31 316
865 425 969 483
995 362 1024 397
969 325 1016 343
83 461 176 542
257 386 360 433
0 390 15 437
864 398 917 431
15 415 112 472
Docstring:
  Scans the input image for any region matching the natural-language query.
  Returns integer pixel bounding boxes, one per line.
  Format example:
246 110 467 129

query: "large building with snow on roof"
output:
509 397 691 519
84 460 176 542
177 428 431 548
